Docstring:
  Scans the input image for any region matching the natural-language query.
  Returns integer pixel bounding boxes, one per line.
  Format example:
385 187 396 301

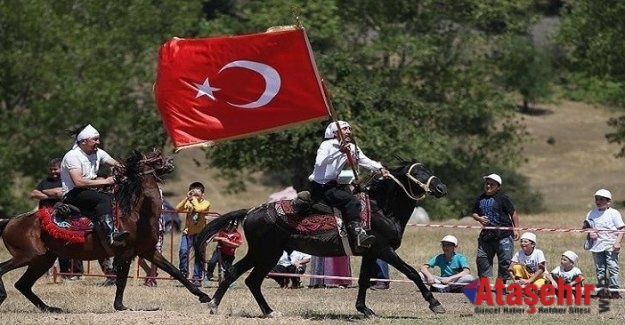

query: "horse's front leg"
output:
355 256 378 318
144 250 211 303
113 258 132 311
379 250 446 314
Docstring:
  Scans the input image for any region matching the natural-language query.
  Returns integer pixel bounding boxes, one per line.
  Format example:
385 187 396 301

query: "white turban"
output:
324 121 350 139
72 124 100 149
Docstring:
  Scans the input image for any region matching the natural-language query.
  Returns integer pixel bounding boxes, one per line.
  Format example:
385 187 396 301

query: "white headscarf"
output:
72 124 99 149
324 121 350 139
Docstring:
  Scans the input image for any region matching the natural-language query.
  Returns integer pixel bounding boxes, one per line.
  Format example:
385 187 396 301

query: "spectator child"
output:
211 221 243 280
176 181 210 286
419 235 475 292
472 173 519 281
584 189 624 298
509 232 546 289
545 250 584 289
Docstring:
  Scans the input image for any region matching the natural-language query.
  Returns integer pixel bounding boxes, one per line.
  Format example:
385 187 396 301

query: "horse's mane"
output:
367 160 418 215
367 160 414 194
115 151 144 216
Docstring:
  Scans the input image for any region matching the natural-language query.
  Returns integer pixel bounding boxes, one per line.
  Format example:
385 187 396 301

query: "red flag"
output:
154 27 330 149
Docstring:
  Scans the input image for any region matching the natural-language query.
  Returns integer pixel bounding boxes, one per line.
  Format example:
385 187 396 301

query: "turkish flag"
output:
154 27 330 149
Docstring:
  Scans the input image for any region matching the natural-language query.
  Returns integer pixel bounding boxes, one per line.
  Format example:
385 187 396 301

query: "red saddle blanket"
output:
273 192 371 235
36 208 94 244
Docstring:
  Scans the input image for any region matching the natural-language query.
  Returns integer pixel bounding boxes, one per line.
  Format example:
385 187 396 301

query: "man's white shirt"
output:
61 147 112 195
309 139 382 184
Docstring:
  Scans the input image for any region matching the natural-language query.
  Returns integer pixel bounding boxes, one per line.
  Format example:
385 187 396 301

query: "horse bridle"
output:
137 154 174 179
387 163 436 201
115 154 173 182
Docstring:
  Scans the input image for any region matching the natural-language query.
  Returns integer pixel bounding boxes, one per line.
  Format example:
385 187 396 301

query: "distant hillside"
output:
162 100 625 214
518 101 625 212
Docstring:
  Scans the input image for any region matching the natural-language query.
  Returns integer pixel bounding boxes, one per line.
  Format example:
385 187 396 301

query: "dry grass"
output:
518 101 625 212
3 101 625 322
1 213 624 323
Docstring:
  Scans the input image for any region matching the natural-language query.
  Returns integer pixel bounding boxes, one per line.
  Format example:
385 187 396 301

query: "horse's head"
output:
115 149 174 216
388 161 447 200
140 149 175 177
121 149 175 180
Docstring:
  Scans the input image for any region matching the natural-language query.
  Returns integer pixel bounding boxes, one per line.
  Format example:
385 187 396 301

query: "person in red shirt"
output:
211 221 243 280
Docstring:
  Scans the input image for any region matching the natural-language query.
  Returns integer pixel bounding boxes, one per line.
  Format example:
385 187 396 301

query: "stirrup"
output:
356 231 375 247
112 231 129 242
110 231 129 247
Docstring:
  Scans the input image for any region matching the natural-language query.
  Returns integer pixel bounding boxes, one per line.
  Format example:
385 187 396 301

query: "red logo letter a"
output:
475 278 494 305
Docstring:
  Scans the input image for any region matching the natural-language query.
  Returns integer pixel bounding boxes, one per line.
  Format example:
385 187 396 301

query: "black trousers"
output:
205 246 221 277
64 188 113 219
58 257 83 274
310 181 360 223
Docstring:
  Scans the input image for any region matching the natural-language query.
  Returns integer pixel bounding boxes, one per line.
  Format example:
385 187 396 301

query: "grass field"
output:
3 101 625 323
0 212 623 324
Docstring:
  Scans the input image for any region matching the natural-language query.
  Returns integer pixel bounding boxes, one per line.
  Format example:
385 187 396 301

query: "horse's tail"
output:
0 218 10 236
195 208 249 245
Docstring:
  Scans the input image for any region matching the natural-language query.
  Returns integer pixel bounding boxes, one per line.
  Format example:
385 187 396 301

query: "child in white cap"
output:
419 235 475 293
584 189 624 298
509 232 547 288
544 250 584 289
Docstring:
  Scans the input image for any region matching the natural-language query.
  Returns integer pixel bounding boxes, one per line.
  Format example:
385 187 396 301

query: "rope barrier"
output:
50 209 623 291
408 223 625 233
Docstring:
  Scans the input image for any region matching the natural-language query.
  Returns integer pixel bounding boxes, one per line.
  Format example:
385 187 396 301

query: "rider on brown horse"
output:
308 121 390 248
60 124 129 246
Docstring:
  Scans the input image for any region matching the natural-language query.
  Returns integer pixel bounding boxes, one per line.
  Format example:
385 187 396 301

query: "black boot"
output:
102 214 129 245
349 221 375 247
292 191 312 214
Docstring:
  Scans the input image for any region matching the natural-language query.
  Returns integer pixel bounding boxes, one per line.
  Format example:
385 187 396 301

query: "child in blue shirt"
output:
419 235 475 292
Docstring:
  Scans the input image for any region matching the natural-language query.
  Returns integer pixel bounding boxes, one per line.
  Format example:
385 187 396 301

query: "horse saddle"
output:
292 191 333 214
272 191 372 235
35 207 92 244
51 202 94 229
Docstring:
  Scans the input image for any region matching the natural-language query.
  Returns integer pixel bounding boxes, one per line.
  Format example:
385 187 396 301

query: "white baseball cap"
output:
483 173 502 185
562 250 579 264
520 232 537 244
594 189 612 200
440 235 458 246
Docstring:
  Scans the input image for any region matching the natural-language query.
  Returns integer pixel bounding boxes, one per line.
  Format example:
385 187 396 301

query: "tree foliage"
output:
496 35 554 112
0 0 203 215
202 0 543 216
558 1 625 156
0 0 545 217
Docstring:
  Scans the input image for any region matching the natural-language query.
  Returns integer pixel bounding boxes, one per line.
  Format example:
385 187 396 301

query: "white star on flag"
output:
193 78 220 100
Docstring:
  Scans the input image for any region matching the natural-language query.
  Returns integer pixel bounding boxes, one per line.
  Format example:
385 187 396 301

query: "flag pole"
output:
321 79 360 183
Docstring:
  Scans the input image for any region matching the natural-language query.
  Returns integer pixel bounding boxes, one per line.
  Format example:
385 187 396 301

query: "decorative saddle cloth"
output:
272 192 372 235
36 206 94 244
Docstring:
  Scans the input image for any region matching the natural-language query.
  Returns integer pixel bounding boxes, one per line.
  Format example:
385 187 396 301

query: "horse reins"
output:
136 155 172 179
387 163 436 201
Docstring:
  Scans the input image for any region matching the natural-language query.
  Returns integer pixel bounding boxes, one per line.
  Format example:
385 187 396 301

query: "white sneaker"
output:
432 283 450 292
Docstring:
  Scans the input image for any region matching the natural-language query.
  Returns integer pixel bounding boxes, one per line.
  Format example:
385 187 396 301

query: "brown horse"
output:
0 150 210 312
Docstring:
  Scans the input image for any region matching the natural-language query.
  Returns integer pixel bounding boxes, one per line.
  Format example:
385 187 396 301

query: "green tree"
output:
0 0 203 214
201 0 542 216
559 1 625 156
0 0 545 217
497 35 554 113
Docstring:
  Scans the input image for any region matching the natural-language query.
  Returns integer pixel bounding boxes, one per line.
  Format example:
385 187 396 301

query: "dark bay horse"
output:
195 161 448 318
0 150 210 312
